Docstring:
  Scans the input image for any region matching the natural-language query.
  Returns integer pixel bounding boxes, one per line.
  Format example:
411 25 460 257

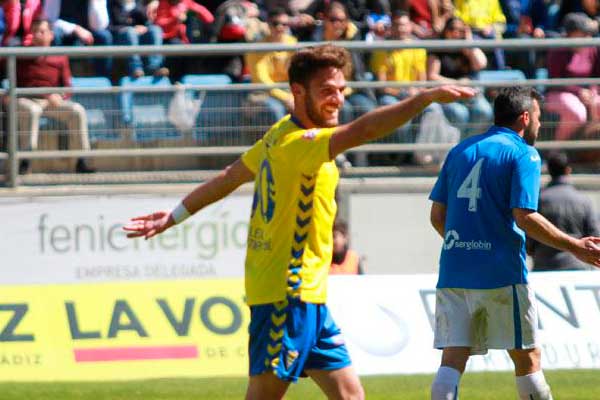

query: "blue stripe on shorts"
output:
512 285 523 349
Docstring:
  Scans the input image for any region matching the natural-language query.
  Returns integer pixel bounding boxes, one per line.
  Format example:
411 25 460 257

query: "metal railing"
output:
3 38 600 187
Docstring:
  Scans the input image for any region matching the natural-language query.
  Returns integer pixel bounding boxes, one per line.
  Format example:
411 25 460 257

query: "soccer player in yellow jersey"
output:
124 44 474 399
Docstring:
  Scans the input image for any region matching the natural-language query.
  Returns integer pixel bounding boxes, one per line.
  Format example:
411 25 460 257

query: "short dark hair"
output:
325 1 348 17
31 17 51 30
288 44 352 87
546 151 569 178
268 7 288 20
442 17 465 35
392 10 409 19
333 219 348 235
493 87 542 126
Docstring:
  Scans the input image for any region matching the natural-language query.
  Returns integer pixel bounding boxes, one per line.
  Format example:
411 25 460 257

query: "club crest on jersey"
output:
285 350 299 369
302 129 319 141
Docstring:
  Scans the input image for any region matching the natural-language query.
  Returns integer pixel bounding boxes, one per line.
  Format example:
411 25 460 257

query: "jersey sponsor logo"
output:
443 229 492 251
443 230 460 250
302 129 318 141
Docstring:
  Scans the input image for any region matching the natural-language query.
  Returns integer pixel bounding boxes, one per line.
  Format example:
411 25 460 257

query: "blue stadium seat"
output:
534 67 548 94
71 76 120 142
476 69 527 82
181 74 246 145
119 76 179 142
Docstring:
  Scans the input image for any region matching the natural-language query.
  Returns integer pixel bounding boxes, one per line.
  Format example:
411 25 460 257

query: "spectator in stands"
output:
15 18 95 174
427 17 493 136
148 0 214 82
528 152 600 271
501 0 558 79
310 1 377 125
259 0 316 40
150 0 214 44
364 0 390 41
109 0 167 79
0 7 5 42
245 8 296 123
330 219 364 275
453 0 507 69
557 0 600 30
212 0 269 43
204 0 268 81
370 11 428 140
2 0 43 46
545 12 600 141
501 0 552 40
302 0 370 30
43 0 113 78
402 0 454 39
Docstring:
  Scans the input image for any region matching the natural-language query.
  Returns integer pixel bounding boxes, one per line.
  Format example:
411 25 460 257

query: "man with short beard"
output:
428 87 600 400
124 44 474 399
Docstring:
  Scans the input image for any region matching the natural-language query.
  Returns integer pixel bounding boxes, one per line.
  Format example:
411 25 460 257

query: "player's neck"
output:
291 109 318 129
499 123 525 137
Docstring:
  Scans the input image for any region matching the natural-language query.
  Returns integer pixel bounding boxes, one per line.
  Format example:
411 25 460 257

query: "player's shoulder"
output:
510 140 540 164
483 128 539 159
280 124 334 146
446 132 486 159
263 116 298 144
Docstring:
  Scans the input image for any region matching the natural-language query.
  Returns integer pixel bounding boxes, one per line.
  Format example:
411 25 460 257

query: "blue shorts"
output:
248 299 352 382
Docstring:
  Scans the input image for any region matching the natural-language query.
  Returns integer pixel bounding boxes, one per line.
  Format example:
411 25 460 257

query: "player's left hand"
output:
123 211 174 240
427 85 476 104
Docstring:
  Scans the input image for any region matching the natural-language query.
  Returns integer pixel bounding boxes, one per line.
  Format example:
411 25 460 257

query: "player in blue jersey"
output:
428 87 600 400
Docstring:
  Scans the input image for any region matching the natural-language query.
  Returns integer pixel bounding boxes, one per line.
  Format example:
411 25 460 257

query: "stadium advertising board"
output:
328 272 600 374
0 279 249 381
0 195 252 284
1 272 599 381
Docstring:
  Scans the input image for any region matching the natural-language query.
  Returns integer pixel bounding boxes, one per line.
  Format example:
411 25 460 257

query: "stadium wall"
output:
1 177 599 283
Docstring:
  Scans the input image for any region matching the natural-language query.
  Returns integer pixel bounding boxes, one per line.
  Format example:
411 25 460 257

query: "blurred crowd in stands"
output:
2 0 600 171
0 0 593 79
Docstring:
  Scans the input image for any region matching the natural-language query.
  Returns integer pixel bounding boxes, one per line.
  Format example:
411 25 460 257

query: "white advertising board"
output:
327 272 600 374
0 195 252 284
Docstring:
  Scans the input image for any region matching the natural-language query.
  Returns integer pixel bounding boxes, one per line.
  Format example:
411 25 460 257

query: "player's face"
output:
303 67 346 128
523 99 541 145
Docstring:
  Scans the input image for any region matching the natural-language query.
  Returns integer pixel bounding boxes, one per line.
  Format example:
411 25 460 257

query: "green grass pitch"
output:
1 370 599 399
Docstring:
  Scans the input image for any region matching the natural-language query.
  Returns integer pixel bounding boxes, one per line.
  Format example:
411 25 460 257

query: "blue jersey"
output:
430 126 541 289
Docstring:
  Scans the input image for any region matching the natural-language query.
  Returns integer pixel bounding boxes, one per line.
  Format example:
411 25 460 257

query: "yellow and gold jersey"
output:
241 115 339 305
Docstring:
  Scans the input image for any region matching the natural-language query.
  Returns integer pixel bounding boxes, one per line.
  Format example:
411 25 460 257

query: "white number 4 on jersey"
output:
457 158 484 212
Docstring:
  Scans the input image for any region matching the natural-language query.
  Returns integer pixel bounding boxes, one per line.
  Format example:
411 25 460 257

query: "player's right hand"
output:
574 236 600 268
123 211 174 240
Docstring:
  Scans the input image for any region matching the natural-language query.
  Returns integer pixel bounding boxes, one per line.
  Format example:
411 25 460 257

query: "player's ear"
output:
521 110 530 127
290 82 305 98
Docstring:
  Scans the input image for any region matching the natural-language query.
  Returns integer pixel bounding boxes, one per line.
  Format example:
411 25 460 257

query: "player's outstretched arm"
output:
123 159 255 240
328 85 475 158
513 208 600 268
